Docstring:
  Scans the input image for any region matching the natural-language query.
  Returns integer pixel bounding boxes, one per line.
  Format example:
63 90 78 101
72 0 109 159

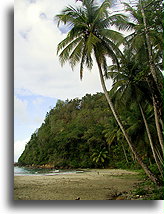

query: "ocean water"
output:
14 166 84 176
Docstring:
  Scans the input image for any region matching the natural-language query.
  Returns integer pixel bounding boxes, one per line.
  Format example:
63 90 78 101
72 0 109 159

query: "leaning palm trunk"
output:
97 61 160 184
139 103 163 178
121 142 129 163
155 146 164 167
146 77 163 152
140 0 159 88
153 97 164 152
140 0 163 152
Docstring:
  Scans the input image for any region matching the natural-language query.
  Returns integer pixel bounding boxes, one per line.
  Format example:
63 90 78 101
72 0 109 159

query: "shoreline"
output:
14 169 141 200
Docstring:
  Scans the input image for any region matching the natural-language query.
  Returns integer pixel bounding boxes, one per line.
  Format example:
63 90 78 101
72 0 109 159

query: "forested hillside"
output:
18 93 118 168
18 92 158 171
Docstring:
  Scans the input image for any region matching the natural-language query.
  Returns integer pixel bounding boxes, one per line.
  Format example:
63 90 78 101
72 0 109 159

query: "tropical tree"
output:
107 51 163 178
56 0 160 184
121 0 163 151
139 0 164 154
91 147 109 167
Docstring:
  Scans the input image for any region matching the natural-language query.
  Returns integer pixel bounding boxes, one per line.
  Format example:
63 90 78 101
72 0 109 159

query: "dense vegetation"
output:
18 93 127 168
18 0 163 185
18 93 156 170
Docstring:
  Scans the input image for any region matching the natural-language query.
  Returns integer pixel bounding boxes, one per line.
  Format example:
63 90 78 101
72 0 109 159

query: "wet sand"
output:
14 169 140 200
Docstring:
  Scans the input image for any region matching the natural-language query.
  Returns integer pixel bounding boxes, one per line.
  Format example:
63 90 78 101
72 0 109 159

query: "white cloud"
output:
14 138 30 162
14 0 106 101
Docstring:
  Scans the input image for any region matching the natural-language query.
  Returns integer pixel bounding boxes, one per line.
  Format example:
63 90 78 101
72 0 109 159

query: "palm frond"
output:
123 3 141 23
93 0 111 25
101 38 122 67
86 33 101 55
100 29 124 45
69 39 85 68
110 14 135 32
57 28 82 54
58 37 82 65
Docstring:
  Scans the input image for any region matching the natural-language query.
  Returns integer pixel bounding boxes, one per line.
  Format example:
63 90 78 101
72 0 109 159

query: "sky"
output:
14 0 133 162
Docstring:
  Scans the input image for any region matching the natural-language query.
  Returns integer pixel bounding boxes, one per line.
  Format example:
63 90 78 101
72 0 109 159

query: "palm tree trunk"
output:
139 0 159 87
139 103 163 177
97 61 160 184
160 119 163 132
131 151 135 162
153 97 164 152
155 146 164 167
146 77 163 153
121 142 129 163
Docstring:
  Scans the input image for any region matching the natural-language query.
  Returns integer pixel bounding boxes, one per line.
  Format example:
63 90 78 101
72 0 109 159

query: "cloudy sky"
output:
14 0 132 162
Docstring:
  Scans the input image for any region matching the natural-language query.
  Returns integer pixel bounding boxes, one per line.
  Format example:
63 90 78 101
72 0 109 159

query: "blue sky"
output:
14 89 59 161
14 89 58 141
14 0 132 162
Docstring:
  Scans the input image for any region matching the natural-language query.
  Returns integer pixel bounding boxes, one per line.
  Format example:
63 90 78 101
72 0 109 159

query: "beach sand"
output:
14 169 140 200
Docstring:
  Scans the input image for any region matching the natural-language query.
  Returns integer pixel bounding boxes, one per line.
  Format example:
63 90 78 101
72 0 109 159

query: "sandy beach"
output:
14 169 140 200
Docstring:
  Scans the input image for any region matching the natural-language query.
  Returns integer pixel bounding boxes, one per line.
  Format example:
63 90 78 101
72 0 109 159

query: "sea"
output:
14 166 84 176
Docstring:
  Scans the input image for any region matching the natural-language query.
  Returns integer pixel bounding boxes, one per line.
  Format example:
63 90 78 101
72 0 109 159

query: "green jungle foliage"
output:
18 92 157 169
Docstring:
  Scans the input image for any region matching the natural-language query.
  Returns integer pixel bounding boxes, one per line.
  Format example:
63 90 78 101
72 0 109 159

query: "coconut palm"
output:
56 0 159 184
139 0 164 154
107 52 163 178
108 47 162 171
91 147 109 167
120 1 163 152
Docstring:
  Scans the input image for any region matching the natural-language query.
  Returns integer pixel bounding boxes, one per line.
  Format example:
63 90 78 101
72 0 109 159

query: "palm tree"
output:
56 0 159 184
121 1 163 152
91 147 109 168
139 0 164 154
107 52 163 178
139 0 162 87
